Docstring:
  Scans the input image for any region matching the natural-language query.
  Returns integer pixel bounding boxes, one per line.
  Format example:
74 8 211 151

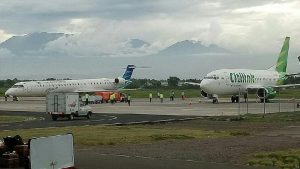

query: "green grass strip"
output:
248 149 300 169
0 125 230 146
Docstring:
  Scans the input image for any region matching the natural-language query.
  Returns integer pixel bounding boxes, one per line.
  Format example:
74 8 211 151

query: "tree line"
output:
1 76 300 90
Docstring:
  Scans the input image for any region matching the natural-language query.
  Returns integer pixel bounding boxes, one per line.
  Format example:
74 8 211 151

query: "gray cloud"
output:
0 0 300 79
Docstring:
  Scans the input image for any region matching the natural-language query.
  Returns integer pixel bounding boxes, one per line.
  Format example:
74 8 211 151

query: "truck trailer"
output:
46 93 92 121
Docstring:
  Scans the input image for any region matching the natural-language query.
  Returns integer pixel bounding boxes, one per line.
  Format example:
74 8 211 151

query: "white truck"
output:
46 93 92 121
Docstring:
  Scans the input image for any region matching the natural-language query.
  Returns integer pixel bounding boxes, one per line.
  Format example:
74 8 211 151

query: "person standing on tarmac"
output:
149 93 152 103
127 94 131 106
181 91 185 100
110 93 116 104
170 90 175 101
160 93 164 103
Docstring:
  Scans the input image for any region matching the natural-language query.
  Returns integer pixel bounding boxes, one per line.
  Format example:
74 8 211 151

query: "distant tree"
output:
46 78 56 81
167 76 180 88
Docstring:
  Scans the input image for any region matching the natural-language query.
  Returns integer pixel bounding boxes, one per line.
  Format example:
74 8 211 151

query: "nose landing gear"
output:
13 96 19 101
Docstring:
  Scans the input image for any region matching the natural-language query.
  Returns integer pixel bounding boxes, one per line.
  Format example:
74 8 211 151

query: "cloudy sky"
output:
0 0 299 79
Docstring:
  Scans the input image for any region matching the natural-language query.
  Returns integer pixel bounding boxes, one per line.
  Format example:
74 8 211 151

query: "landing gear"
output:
231 96 239 103
5 96 7 101
12 96 18 101
212 98 218 104
260 98 269 103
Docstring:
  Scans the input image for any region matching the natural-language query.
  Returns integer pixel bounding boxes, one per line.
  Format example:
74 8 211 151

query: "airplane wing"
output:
246 84 300 91
184 82 201 86
273 84 300 89
73 89 111 93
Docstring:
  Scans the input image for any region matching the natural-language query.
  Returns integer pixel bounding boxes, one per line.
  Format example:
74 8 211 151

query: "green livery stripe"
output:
275 37 290 73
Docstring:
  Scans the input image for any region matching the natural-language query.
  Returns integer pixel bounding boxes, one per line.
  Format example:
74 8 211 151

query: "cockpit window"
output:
204 75 219 80
12 85 24 88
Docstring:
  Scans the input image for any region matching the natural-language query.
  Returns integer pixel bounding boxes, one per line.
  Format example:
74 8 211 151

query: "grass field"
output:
248 149 300 169
207 111 300 123
0 88 6 96
0 125 230 146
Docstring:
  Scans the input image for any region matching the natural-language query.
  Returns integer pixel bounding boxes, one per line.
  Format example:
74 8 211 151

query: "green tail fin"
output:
275 37 290 73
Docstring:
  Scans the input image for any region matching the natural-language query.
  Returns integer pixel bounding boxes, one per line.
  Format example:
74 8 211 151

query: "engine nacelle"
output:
114 77 125 84
257 87 276 99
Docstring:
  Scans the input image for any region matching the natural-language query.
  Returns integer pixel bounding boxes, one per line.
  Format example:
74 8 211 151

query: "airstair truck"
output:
46 93 92 121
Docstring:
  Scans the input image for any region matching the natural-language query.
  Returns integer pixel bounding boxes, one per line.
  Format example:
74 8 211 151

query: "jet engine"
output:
114 77 125 84
257 87 276 99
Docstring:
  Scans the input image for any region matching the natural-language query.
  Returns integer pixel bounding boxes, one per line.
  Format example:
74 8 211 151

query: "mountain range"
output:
0 32 230 57
0 32 282 80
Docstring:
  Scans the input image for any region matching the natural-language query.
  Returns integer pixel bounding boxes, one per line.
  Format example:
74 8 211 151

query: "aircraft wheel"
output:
236 96 239 103
52 115 58 121
212 98 218 104
86 112 92 119
231 96 235 103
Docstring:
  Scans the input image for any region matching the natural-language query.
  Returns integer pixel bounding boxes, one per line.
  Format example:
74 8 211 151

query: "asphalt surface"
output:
0 98 289 169
1 97 299 116
75 150 272 169
0 110 198 131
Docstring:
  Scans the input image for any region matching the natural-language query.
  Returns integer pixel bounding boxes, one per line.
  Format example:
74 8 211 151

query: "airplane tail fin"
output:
122 65 136 80
275 37 290 73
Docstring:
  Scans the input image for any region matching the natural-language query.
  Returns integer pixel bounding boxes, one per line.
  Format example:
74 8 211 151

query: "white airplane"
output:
5 65 136 100
187 37 300 103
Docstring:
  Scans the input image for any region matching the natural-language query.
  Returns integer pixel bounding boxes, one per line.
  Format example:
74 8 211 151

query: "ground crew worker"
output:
181 91 185 100
160 93 164 103
127 94 131 106
172 90 175 101
170 90 175 101
110 93 115 104
149 93 152 103
85 93 89 105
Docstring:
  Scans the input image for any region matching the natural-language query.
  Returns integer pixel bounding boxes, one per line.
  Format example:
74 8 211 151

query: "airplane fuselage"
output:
200 69 281 95
5 78 126 97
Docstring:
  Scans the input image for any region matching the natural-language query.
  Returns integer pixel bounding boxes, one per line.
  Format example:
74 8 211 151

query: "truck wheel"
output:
52 115 58 121
86 112 91 119
69 114 74 120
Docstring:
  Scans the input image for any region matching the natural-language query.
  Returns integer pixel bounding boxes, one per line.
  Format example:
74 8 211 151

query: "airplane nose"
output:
5 88 12 96
200 80 211 93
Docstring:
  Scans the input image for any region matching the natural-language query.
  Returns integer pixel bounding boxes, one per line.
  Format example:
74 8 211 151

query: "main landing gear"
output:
13 96 19 101
260 98 269 103
231 95 239 103
212 97 218 104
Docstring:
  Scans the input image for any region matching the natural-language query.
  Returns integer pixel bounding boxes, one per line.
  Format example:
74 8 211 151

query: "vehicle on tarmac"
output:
46 92 92 121
95 91 123 103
